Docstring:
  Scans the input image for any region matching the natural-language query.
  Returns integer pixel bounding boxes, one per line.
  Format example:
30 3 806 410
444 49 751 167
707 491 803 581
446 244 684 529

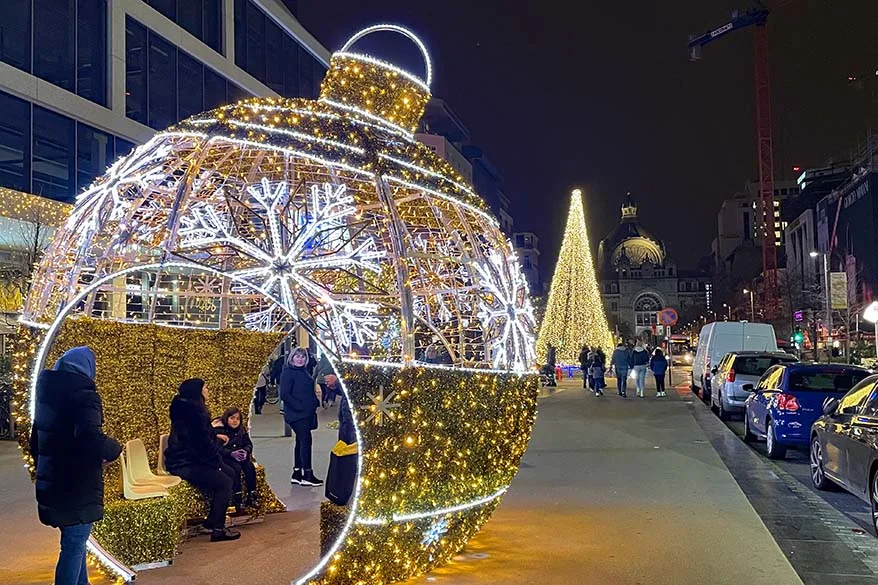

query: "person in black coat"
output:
30 346 122 585
280 348 323 487
212 407 257 507
164 378 240 542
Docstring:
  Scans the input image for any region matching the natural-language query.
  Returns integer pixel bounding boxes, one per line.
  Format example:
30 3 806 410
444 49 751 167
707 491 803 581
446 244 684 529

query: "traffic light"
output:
793 328 804 345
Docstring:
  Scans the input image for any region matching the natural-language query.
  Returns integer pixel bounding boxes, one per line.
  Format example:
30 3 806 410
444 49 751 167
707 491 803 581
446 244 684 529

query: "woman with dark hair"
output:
165 378 240 541
30 346 122 585
280 347 323 487
212 407 257 508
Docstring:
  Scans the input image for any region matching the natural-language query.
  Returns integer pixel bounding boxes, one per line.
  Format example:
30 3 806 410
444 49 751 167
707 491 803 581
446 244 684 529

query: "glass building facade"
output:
0 0 328 202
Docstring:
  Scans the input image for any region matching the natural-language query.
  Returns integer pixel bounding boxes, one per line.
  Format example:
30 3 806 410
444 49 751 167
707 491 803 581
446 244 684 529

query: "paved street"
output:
9 367 878 584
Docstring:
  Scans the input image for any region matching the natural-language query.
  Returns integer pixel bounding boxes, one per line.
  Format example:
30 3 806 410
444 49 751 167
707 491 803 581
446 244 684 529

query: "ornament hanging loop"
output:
340 24 433 88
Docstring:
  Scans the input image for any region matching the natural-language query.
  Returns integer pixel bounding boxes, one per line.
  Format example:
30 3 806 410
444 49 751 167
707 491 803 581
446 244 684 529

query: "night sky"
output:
296 1 878 279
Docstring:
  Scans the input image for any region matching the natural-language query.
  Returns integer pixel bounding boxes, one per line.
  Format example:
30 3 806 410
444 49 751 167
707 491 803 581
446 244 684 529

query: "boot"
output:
210 527 241 542
300 469 324 487
291 468 303 485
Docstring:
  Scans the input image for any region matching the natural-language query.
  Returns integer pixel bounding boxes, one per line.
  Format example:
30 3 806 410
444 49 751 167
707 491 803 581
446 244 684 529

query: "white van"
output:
691 322 778 400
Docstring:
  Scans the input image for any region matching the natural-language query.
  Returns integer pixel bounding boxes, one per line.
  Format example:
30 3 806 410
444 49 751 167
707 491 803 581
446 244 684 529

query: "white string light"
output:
381 175 499 227
317 98 416 139
338 24 433 87
355 486 509 525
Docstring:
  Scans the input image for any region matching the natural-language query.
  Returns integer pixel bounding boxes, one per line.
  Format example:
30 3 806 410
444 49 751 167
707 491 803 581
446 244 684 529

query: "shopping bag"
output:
325 440 358 506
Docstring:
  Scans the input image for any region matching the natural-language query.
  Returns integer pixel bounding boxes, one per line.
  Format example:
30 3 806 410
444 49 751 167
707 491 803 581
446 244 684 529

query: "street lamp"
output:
743 288 755 321
863 301 878 361
810 250 832 361
722 303 731 320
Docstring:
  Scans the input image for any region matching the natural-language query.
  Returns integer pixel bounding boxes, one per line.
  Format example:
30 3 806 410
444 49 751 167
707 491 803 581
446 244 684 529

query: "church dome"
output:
598 195 666 272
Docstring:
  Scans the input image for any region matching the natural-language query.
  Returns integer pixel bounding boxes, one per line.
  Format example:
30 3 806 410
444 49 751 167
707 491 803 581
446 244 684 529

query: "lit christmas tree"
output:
536 189 614 364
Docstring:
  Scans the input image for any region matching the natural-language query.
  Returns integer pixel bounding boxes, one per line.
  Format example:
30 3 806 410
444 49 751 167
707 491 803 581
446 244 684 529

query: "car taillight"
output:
776 393 800 412
705 360 711 379
727 369 736 382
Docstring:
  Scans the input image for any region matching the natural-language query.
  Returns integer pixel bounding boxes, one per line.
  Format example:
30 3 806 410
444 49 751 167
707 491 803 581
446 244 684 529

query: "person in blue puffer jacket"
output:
650 348 669 398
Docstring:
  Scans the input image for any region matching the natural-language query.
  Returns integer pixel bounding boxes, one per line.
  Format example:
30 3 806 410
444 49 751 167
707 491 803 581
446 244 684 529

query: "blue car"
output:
743 363 870 459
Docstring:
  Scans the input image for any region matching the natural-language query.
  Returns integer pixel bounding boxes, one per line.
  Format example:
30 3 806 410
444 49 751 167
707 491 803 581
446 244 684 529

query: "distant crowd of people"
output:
539 339 670 399
607 340 668 398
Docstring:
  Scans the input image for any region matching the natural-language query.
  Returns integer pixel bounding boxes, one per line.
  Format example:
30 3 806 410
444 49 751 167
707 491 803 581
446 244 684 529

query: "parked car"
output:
710 351 798 420
692 322 778 402
743 363 871 459
810 374 878 531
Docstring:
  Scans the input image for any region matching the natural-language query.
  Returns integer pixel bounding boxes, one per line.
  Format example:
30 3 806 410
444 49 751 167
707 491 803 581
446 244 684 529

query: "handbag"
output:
325 440 358 506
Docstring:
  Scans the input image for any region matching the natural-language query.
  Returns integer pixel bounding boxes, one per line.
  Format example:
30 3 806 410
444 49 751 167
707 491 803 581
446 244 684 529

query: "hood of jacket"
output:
53 346 96 380
633 346 646 353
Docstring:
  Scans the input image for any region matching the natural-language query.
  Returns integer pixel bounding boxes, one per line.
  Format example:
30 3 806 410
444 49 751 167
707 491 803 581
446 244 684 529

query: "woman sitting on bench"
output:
212 407 257 508
164 378 241 542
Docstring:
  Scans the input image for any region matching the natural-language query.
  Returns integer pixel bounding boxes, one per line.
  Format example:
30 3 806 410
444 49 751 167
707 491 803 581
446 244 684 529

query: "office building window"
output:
148 34 177 130
178 52 205 121
265 18 285 94
116 138 135 160
77 0 108 105
0 90 140 201
235 0 324 98
32 106 75 201
282 35 300 96
0 91 31 192
126 18 148 124
34 0 76 92
128 17 251 128
203 67 228 110
298 44 314 98
0 1 32 73
76 122 114 194
144 0 223 53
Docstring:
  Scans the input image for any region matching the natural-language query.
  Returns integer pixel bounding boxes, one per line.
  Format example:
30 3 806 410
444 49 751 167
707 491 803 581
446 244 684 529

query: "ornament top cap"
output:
319 25 433 134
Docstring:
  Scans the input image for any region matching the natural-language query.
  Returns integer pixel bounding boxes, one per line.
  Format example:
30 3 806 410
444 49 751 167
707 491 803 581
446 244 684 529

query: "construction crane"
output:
689 4 778 316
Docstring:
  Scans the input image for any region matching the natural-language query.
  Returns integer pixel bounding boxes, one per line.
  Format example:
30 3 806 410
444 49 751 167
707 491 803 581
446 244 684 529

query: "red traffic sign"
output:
658 307 678 327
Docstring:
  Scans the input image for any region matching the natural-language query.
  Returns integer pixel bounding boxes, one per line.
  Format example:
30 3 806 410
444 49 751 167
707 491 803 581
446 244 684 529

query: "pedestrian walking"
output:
578 345 592 390
610 342 631 397
280 348 323 487
590 349 606 396
631 340 649 398
30 346 123 585
165 378 241 542
542 343 558 387
650 348 669 397
253 364 269 415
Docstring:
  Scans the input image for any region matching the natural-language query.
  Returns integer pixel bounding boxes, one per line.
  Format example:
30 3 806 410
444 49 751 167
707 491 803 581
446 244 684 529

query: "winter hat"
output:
53 346 96 380
179 378 206 401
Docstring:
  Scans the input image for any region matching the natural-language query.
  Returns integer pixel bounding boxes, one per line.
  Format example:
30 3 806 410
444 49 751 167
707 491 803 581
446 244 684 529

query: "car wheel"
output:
701 377 711 403
717 390 730 421
871 470 878 537
765 418 787 460
743 415 756 443
810 436 831 490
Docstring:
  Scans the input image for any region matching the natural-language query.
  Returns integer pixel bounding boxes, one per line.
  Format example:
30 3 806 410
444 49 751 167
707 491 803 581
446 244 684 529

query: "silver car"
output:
710 351 798 420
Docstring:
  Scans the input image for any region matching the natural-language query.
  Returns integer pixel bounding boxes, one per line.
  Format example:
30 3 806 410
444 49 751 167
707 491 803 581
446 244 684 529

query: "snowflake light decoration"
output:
474 245 537 372
364 385 401 426
176 179 386 348
65 140 173 250
420 517 450 548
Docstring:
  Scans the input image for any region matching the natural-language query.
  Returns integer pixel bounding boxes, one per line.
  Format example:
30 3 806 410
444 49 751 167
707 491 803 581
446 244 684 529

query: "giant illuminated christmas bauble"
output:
21 25 538 584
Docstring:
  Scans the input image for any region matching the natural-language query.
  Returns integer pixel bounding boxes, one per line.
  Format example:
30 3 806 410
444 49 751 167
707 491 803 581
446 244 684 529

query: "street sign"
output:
658 307 678 327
